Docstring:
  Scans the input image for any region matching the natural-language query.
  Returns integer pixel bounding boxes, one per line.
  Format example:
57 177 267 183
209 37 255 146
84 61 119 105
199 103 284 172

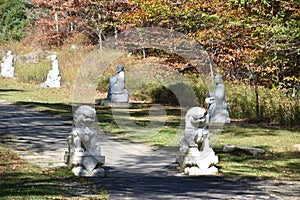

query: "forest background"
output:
0 0 299 126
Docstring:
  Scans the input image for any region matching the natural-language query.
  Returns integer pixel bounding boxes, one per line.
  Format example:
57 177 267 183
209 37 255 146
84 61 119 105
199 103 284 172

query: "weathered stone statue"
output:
205 74 230 124
177 107 218 176
107 64 129 103
37 54 61 88
64 105 105 177
0 50 14 78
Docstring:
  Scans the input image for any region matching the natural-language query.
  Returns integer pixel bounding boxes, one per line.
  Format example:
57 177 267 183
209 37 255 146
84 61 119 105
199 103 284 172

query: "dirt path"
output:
0 101 299 199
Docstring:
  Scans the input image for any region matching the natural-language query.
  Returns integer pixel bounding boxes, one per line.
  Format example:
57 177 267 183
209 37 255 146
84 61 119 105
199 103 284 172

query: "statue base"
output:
72 166 105 177
177 147 218 176
0 73 14 78
110 92 129 103
64 151 105 177
98 95 130 107
36 81 61 88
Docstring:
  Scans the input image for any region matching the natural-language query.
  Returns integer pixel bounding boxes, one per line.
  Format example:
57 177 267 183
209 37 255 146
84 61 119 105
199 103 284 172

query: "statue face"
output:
51 54 57 61
74 105 97 127
215 75 222 83
187 107 206 128
192 118 205 128
82 113 96 125
116 65 124 73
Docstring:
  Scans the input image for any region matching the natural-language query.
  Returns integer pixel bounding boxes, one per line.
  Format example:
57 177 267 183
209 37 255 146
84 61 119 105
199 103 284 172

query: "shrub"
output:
16 60 51 83
0 0 34 41
226 83 300 126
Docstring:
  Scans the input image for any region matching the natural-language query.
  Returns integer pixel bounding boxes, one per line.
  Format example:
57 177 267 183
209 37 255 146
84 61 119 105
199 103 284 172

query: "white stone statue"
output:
0 50 14 78
205 74 230 124
37 54 61 88
106 64 129 103
64 105 105 177
176 107 218 176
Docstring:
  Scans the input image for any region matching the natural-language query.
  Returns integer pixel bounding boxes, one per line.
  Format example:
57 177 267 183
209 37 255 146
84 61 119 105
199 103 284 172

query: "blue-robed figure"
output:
107 64 129 103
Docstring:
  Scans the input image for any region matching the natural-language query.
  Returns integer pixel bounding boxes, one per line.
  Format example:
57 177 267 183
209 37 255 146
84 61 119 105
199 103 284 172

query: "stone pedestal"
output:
110 91 129 103
177 147 218 176
64 151 105 177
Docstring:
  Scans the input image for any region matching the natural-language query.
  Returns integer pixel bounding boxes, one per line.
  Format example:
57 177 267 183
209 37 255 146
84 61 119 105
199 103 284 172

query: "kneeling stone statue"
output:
176 107 218 176
205 74 230 124
0 50 14 78
36 54 61 88
106 64 129 103
64 105 105 177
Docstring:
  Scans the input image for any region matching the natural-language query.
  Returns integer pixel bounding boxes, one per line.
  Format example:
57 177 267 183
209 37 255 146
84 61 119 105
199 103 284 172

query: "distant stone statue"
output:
36 54 61 88
176 107 218 176
64 105 105 177
106 64 129 103
0 50 14 78
205 74 230 124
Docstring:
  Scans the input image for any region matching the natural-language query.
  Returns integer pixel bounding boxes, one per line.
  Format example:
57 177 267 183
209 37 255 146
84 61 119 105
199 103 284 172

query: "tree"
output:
0 0 33 41
31 0 130 47
118 0 299 91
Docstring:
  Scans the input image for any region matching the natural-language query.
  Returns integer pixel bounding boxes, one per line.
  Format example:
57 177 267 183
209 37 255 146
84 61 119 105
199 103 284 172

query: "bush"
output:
0 0 33 41
16 60 51 83
226 83 300 126
128 73 207 106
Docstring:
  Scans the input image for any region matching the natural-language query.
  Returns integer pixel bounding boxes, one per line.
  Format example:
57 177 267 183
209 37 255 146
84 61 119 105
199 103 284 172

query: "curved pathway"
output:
0 101 298 199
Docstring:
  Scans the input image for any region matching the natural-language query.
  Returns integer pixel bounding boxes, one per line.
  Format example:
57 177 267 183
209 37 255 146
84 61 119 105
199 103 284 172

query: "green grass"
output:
0 78 72 104
0 144 109 200
96 104 184 147
0 78 300 182
215 125 300 181
0 78 73 118
96 105 300 181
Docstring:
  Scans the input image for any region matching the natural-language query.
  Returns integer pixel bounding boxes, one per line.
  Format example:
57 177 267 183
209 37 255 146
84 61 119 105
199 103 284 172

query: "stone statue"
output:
36 54 61 88
106 64 129 103
64 105 105 177
176 107 218 176
0 50 14 78
205 74 230 124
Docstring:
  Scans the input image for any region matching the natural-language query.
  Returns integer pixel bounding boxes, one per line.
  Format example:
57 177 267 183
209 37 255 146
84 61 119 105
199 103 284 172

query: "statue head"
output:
116 64 124 73
73 105 97 127
7 51 12 56
185 107 207 128
50 54 57 61
215 74 223 84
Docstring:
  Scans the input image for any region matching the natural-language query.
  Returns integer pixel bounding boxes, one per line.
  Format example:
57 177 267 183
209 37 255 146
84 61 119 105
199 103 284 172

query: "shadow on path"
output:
0 102 72 168
0 101 294 199
91 168 276 200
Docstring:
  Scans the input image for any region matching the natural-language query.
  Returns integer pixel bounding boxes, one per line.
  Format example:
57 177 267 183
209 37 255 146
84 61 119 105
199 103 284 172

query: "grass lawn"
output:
0 78 299 184
0 144 108 199
95 105 300 181
216 125 299 181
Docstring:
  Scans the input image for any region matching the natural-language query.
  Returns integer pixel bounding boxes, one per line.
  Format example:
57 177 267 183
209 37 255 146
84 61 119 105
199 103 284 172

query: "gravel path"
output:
0 101 299 199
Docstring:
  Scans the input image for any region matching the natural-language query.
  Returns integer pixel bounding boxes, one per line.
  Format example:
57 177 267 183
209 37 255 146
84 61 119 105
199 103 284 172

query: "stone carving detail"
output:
177 107 218 176
0 51 14 78
106 64 129 103
205 74 230 124
64 105 105 177
37 54 61 88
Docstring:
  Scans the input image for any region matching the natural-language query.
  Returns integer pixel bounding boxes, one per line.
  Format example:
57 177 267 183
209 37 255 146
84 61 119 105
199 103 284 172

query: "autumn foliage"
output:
31 0 130 46
1 0 299 91
118 0 299 91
